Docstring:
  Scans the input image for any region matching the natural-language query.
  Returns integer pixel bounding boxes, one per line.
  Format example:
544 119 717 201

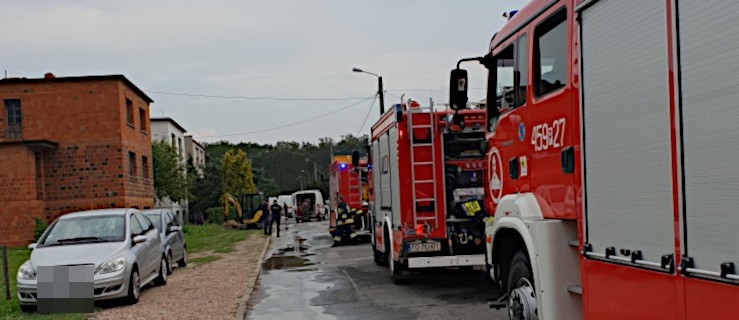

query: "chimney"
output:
44 72 55 79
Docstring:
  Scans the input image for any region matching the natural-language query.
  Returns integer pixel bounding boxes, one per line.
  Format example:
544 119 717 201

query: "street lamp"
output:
352 68 385 115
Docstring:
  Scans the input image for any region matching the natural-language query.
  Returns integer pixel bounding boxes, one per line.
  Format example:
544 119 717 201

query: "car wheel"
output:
507 251 536 320
125 267 141 305
177 248 188 267
166 252 173 275
153 256 168 286
19 304 35 313
373 245 387 266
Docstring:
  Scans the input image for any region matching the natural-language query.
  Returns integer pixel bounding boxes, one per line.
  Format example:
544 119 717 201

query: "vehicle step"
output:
412 143 433 147
415 198 435 202
413 162 433 166
415 180 434 184
567 285 582 295
412 125 432 129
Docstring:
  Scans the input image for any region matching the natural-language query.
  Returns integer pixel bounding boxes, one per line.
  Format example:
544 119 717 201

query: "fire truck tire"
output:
506 251 537 320
390 260 407 285
373 245 387 266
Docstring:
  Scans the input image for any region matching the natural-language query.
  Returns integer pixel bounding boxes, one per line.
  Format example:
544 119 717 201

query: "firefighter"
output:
259 199 271 235
267 199 282 237
333 196 355 246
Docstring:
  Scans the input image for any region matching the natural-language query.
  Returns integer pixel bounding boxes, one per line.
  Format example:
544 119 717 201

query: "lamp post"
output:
352 68 385 115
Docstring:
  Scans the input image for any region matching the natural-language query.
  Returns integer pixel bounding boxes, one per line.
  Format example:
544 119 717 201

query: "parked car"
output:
292 190 326 222
16 209 167 312
143 209 187 274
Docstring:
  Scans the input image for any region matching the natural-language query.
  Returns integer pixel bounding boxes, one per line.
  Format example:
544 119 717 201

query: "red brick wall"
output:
0 78 154 246
0 146 44 246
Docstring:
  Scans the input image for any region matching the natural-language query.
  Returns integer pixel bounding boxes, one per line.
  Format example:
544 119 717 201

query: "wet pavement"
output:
247 219 507 320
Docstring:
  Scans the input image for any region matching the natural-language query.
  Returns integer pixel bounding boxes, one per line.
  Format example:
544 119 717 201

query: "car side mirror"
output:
449 68 469 110
28 243 37 250
480 140 489 154
167 225 181 233
133 235 147 244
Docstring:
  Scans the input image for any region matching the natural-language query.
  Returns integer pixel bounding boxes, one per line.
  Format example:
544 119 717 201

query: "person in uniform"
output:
268 199 283 237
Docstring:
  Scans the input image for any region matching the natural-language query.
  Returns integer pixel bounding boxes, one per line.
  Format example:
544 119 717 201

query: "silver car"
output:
16 208 168 312
142 209 187 274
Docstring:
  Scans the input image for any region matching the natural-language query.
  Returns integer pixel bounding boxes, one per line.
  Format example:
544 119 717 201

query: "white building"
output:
150 117 188 224
185 135 205 176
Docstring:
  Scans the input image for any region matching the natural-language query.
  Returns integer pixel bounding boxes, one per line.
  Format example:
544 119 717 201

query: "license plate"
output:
408 241 441 253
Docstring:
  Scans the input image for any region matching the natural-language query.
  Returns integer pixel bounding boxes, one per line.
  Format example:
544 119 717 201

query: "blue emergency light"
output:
340 163 347 169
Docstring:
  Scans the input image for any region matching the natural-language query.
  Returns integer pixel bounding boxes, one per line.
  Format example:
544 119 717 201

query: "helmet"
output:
362 201 369 207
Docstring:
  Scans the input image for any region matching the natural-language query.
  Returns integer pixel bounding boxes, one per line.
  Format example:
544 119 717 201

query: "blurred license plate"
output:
409 241 441 253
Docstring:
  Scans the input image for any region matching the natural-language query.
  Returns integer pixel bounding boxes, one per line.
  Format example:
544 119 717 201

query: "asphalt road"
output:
247 219 507 320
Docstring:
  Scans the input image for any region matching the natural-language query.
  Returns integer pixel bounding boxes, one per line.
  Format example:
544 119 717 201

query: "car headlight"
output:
97 257 126 274
17 264 36 280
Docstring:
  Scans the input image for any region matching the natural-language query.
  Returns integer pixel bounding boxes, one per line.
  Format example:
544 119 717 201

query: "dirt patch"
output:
90 233 269 320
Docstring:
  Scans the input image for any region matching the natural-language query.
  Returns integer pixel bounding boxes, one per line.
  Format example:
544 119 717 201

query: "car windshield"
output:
39 215 125 246
144 214 163 232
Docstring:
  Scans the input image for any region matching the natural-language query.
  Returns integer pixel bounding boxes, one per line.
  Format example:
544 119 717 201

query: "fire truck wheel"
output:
373 245 387 266
507 251 536 320
390 259 407 285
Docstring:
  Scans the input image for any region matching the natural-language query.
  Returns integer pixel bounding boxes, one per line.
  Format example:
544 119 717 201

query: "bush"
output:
205 207 225 225
34 217 47 241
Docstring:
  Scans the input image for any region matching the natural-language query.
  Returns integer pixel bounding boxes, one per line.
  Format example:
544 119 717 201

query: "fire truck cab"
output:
454 0 739 319
369 99 488 283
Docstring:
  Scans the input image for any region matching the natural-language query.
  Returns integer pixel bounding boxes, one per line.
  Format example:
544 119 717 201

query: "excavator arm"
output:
223 193 242 221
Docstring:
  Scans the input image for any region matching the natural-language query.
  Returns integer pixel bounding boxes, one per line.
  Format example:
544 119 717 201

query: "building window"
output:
139 107 147 133
534 9 567 97
142 156 149 179
178 138 183 157
171 134 176 148
126 99 134 126
129 152 137 176
5 99 22 139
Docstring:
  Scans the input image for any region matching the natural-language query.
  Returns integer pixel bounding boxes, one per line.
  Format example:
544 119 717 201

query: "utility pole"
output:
378 76 385 115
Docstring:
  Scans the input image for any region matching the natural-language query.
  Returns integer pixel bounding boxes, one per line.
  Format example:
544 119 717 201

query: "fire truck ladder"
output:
408 104 438 230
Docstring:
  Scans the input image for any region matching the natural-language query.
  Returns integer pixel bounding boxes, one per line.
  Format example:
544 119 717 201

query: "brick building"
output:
0 74 155 246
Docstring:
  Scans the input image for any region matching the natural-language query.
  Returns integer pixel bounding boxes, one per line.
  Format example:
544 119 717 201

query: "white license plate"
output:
409 241 441 253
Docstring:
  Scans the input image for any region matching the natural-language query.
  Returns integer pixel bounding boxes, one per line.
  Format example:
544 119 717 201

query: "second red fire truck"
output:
369 99 489 283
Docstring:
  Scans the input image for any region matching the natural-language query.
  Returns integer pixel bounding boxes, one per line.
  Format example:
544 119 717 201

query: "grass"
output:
0 247 86 320
0 224 251 319
182 224 253 254
189 255 222 265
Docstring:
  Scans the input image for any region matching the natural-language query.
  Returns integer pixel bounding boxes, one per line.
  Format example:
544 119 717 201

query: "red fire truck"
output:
450 0 739 319
329 155 366 211
369 99 488 283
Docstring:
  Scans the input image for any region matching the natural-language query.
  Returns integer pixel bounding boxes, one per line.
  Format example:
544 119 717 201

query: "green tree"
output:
221 149 256 195
189 156 222 223
152 140 187 202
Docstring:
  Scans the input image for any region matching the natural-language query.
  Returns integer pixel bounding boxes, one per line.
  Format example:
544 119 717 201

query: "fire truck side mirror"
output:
449 68 469 110
480 140 489 154
351 150 360 167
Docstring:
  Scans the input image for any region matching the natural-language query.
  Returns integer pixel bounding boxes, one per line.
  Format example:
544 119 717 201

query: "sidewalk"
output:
90 233 271 320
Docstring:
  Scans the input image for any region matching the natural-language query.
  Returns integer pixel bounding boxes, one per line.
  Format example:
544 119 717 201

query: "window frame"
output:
125 99 135 126
138 107 147 133
486 33 528 133
141 156 149 180
129 214 143 236
128 151 137 176
533 7 568 99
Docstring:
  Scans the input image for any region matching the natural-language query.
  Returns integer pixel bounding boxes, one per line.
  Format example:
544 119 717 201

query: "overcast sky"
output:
2 0 527 144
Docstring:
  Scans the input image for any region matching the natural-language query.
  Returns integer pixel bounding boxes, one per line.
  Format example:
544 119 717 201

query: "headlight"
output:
97 257 126 274
17 264 36 280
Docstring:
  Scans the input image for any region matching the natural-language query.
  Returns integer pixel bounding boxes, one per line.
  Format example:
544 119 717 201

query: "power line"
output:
146 90 372 101
195 96 375 139
356 95 377 136
386 87 486 92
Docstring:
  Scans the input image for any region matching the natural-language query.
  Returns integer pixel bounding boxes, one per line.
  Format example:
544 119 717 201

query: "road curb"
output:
234 234 272 320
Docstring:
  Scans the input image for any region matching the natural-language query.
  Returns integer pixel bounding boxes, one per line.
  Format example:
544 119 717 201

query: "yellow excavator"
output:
223 192 265 228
